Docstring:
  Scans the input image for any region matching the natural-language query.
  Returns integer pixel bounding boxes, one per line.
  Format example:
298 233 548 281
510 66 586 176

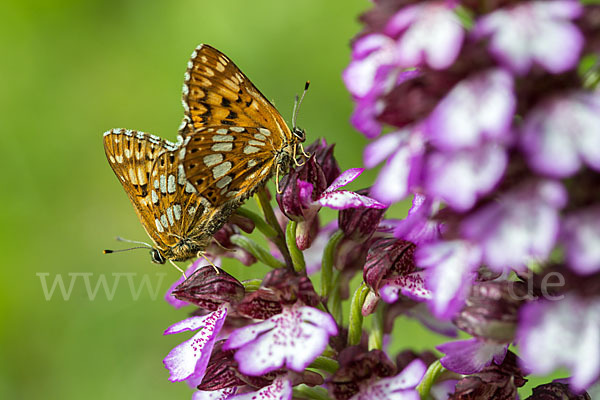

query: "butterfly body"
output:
103 44 305 263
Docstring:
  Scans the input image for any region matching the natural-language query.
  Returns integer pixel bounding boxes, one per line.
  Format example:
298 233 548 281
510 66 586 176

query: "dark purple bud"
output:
305 138 341 186
277 155 328 221
236 269 320 319
526 381 591 400
363 238 416 293
261 268 320 307
454 281 527 342
339 188 387 243
198 340 286 391
449 351 527 400
328 346 397 400
172 266 245 310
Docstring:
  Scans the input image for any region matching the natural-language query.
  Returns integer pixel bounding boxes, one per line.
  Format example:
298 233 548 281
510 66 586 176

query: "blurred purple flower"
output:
562 206 600 275
163 306 227 385
520 91 600 178
417 240 482 319
349 359 427 400
385 1 464 70
394 194 442 244
425 68 515 151
517 294 600 392
365 128 425 203
423 143 507 212
224 304 338 376
461 179 567 271
474 0 584 75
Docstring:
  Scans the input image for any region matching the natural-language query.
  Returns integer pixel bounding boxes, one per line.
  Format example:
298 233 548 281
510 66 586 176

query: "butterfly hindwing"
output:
103 129 213 257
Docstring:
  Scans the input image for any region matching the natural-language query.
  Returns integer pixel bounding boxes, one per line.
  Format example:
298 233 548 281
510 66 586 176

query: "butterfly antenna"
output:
115 236 153 247
103 246 152 254
168 259 186 278
196 251 220 274
292 81 310 130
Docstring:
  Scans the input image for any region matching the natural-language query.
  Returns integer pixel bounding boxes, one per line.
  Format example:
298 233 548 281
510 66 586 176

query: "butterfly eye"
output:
292 127 306 143
150 249 166 264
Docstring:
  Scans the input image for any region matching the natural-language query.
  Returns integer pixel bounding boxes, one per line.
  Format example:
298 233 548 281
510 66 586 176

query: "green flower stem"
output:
292 385 331 400
308 356 339 375
286 221 306 273
230 234 286 269
241 279 261 292
255 187 293 267
368 304 384 351
347 282 369 347
328 270 343 325
321 230 344 298
235 207 278 239
416 360 445 399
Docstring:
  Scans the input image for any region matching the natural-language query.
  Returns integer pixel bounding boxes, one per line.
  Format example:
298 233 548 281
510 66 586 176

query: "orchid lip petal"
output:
318 190 386 210
324 168 364 193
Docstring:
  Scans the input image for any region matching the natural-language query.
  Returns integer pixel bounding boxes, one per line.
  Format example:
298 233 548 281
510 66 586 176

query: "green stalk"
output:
327 270 343 325
308 356 339 375
255 187 293 267
368 303 384 351
321 230 344 298
230 234 286 269
416 360 445 399
292 385 331 400
347 282 369 346
286 221 306 273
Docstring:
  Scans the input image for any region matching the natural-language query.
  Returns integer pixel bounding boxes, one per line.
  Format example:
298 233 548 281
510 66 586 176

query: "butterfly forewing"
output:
181 125 284 206
180 44 292 144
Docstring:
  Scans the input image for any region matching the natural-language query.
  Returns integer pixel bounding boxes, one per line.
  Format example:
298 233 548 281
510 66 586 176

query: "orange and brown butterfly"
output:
103 44 307 264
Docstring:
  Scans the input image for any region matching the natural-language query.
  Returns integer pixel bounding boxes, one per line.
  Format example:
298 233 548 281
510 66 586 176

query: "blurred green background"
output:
0 1 554 399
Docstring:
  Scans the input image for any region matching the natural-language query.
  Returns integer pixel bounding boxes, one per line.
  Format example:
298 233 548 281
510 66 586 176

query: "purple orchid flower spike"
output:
223 303 338 376
192 387 237 400
163 306 228 386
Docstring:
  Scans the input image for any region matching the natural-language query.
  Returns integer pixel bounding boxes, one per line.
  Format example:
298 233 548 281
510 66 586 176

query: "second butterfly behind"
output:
103 44 307 264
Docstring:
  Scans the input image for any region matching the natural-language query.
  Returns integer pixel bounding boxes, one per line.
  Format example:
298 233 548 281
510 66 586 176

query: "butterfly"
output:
103 44 307 264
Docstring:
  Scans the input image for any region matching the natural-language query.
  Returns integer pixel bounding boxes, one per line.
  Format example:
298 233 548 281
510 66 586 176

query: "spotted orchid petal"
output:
163 306 227 383
438 338 508 375
349 359 427 400
224 305 338 376
318 190 386 210
193 387 237 400
324 168 364 193
230 376 292 400
380 271 431 303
